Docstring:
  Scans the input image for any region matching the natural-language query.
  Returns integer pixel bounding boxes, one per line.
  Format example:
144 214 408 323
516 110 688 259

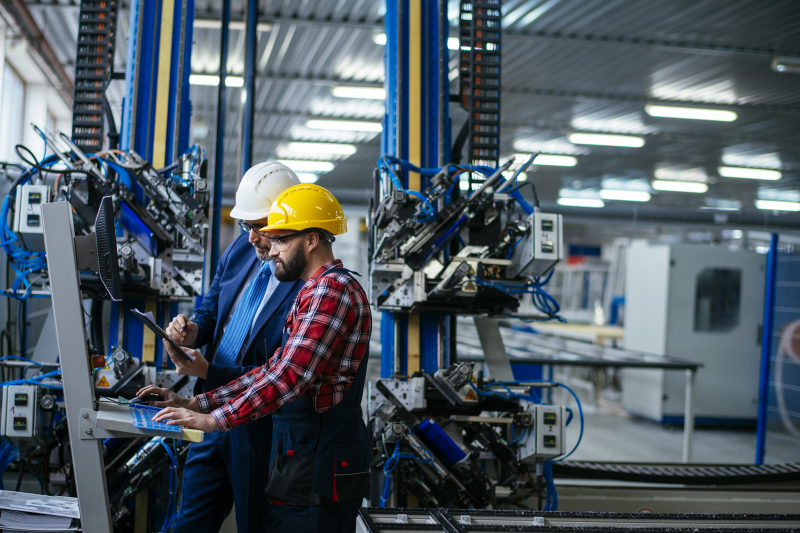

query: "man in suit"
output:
145 162 304 533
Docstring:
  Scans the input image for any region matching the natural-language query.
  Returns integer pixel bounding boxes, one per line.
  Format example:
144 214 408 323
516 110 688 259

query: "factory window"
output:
693 268 741 332
0 64 25 163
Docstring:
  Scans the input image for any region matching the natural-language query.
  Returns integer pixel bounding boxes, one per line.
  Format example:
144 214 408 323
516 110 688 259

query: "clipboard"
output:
130 309 195 361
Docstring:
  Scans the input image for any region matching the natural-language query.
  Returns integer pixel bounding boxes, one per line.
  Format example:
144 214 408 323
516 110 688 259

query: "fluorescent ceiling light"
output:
599 189 651 202
306 119 382 132
332 86 385 100
287 142 357 155
651 180 708 193
501 171 527 181
295 173 319 184
193 19 272 32
718 166 781 180
557 197 605 208
189 74 243 87
645 105 737 122
568 133 645 147
533 154 577 167
755 200 800 212
772 57 800 74
277 160 335 172
375 33 459 50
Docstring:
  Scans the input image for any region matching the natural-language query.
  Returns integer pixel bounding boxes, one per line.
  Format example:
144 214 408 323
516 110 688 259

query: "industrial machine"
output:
0 125 209 532
622 242 766 425
369 155 564 319
368 361 578 510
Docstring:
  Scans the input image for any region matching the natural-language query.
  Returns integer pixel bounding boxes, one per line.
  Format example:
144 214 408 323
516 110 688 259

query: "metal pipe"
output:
210 0 230 279
240 0 257 176
755 233 779 465
682 369 695 463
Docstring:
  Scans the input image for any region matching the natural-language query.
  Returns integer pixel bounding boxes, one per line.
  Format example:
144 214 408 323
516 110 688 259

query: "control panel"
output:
518 405 567 462
13 184 51 251
510 212 564 278
1 385 43 443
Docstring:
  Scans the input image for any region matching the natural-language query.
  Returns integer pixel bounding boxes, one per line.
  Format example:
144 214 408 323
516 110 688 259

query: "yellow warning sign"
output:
97 376 110 388
464 389 477 401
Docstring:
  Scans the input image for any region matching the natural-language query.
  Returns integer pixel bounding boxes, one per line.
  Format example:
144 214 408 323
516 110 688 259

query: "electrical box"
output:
13 184 50 251
510 212 564 278
1 385 43 443
622 243 766 424
518 405 567 462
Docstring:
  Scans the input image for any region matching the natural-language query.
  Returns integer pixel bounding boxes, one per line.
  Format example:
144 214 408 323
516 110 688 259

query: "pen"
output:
180 314 197 333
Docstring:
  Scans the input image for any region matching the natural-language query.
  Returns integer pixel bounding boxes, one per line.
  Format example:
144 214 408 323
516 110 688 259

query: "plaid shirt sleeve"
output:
195 263 370 431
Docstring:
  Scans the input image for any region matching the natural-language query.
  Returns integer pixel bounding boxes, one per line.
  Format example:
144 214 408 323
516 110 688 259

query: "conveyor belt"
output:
357 508 800 532
553 461 800 486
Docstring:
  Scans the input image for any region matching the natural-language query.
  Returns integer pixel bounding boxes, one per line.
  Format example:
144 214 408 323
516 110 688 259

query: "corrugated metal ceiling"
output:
23 0 800 215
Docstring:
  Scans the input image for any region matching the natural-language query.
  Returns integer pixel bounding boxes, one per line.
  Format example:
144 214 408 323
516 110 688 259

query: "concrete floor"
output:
564 400 799 465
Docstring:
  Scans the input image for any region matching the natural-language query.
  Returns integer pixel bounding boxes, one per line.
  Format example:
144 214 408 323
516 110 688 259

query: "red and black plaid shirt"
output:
196 260 372 431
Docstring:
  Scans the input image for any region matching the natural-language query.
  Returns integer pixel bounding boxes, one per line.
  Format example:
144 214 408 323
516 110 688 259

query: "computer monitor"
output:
95 196 122 301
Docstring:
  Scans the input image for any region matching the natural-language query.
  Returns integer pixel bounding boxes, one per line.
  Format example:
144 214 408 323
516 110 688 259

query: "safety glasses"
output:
238 220 269 235
267 229 314 251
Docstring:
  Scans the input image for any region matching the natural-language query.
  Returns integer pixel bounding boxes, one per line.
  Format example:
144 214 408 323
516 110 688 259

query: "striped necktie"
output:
214 261 272 367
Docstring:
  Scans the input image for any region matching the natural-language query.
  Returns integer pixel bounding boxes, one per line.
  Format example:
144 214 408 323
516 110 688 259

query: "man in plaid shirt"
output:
146 184 372 533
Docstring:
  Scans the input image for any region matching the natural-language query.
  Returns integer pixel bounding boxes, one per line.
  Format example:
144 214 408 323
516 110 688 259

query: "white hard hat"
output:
230 161 301 220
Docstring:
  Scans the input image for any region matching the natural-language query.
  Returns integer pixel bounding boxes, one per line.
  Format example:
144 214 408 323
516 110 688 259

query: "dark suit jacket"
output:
191 232 303 396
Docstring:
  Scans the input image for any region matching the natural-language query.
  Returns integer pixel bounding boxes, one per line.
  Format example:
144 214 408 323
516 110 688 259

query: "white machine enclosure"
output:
13 184 50 251
518 405 567 462
622 242 766 423
1 385 43 443
510 212 564 278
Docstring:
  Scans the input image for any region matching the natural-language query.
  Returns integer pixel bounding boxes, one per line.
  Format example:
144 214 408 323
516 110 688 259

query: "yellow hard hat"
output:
260 184 347 235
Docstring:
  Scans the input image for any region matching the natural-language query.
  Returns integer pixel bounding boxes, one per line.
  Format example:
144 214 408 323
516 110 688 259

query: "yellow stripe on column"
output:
152 0 176 169
407 0 422 374
142 300 158 363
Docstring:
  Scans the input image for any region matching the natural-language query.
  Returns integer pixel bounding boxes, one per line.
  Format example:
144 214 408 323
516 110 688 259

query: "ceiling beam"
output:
189 12 800 60
24 2 800 60
189 72 800 116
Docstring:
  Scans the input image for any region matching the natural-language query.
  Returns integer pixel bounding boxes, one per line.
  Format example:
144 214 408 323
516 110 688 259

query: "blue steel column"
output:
756 233 779 464
210 0 231 279
240 0 258 175
380 0 450 378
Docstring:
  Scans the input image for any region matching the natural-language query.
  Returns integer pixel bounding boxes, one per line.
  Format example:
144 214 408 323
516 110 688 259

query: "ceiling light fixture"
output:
599 189 651 202
189 74 243 87
287 142 357 155
306 119 383 132
447 37 460 50
277 160 335 172
295 173 319 184
651 180 708 193
557 197 605 208
718 166 781 180
645 105 737 122
772 57 800 74
332 86 385 100
372 33 387 45
568 133 645 147
755 200 800 212
193 19 272 32
523 154 577 167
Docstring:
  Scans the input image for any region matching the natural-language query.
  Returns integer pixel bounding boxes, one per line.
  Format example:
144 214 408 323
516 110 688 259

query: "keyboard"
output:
129 406 182 433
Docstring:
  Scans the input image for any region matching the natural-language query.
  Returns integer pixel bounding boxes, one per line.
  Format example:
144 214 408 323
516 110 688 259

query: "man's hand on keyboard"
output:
136 385 200 412
153 407 218 433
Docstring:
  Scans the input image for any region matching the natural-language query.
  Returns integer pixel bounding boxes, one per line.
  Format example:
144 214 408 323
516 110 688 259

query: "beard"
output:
274 244 308 282
253 243 270 261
